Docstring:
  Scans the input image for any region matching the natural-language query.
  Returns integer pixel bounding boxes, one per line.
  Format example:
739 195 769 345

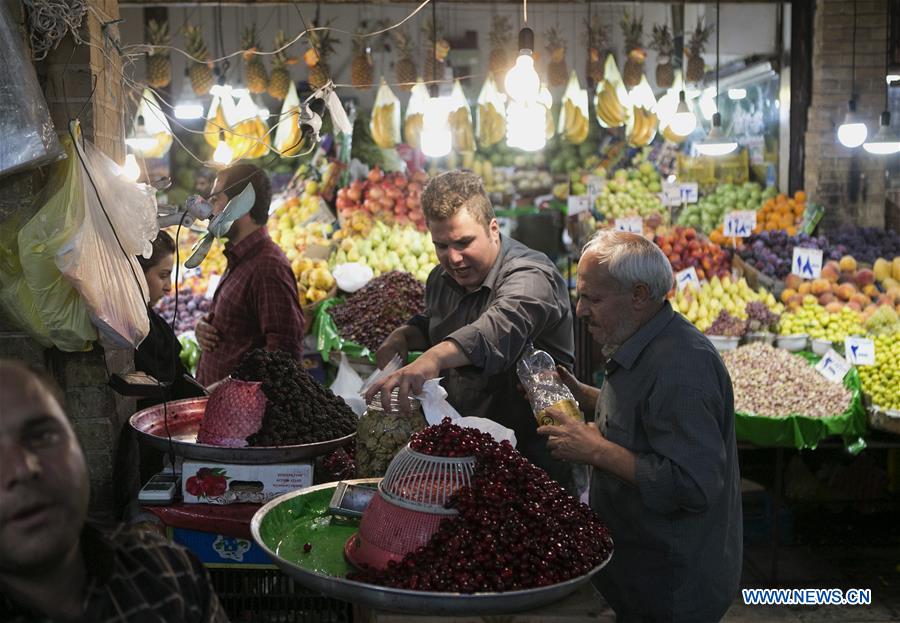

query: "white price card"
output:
722 211 757 238
680 182 699 204
791 247 824 280
204 274 221 300
567 194 592 216
614 217 644 234
815 349 852 383
661 182 682 207
675 267 700 291
844 336 876 366
586 175 606 200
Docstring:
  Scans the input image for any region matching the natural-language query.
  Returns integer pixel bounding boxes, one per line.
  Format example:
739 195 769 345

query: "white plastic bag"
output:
332 262 374 293
330 353 366 415
56 122 157 349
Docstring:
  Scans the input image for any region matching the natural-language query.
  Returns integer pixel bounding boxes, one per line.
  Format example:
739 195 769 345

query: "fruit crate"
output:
208 566 351 623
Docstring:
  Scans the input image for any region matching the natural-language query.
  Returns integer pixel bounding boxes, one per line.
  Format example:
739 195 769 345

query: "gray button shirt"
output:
591 302 742 622
409 235 574 483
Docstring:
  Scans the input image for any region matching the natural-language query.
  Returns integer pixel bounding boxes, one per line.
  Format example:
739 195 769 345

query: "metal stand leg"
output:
770 447 784 587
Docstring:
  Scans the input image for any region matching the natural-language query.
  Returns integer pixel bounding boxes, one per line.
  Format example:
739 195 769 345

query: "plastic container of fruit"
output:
810 338 833 356
776 334 808 352
251 480 613 615
744 332 775 345
866 404 900 435
707 335 740 352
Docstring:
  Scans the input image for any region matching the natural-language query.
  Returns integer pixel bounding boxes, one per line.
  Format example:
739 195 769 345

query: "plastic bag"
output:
403 80 429 149
274 81 305 156
370 79 401 149
0 0 64 178
476 75 506 148
57 124 156 348
332 262 374 293
557 71 590 145
655 72 690 144
227 90 270 160
448 80 475 152
625 76 658 147
130 89 173 158
594 54 631 129
516 343 583 426
331 353 366 415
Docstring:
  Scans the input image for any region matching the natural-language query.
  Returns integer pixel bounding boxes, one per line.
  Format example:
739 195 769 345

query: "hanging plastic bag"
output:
557 70 590 145
403 80 429 149
538 84 555 140
274 81 306 156
57 123 156 349
594 53 630 129
332 262 374 293
129 89 173 159
625 75 658 147
516 343 584 426
656 71 690 144
448 80 475 152
227 90 270 160
204 92 232 148
370 79 401 149
476 75 506 148
0 0 64 178
331 353 366 415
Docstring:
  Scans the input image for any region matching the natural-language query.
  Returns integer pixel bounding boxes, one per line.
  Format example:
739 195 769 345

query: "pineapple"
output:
393 28 417 91
268 30 297 100
422 19 450 83
545 27 568 88
488 15 512 78
582 15 608 84
686 19 714 84
351 35 374 90
650 24 675 89
184 25 213 96
305 21 337 90
620 10 645 89
146 20 171 88
242 24 268 95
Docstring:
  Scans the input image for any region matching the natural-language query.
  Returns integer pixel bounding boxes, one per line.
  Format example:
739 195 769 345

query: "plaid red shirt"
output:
196 227 304 385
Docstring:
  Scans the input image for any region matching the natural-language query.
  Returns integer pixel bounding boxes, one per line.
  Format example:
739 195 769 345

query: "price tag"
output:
661 182 682 206
614 217 643 234
533 193 555 209
204 274 221 300
567 194 592 216
675 267 700 291
815 349 852 383
586 175 606 200
679 182 699 204
722 211 757 238
844 336 876 366
791 247 824 280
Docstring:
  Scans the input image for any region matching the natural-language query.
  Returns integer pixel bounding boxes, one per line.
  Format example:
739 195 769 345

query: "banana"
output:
404 113 424 149
371 103 397 148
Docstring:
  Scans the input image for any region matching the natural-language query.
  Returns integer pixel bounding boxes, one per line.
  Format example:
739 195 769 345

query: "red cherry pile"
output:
349 419 612 593
408 417 495 457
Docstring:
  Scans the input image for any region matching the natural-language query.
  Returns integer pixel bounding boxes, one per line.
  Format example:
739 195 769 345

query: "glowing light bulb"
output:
506 100 546 152
122 154 141 182
421 96 452 158
669 91 697 137
863 112 900 155
695 113 738 157
836 101 868 148
213 131 234 165
727 88 747 100
504 28 539 102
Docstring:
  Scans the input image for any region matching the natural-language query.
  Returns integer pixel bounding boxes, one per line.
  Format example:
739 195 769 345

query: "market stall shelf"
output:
251 480 613 616
130 397 355 464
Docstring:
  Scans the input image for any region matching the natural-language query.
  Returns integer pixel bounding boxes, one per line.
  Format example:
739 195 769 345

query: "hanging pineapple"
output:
650 24 675 89
393 28 418 91
620 10 645 89
488 15 513 78
305 22 337 90
146 20 171 88
268 31 297 100
685 19 714 84
545 27 568 88
242 24 268 95
184 25 213 96
422 19 450 82
582 15 608 84
351 35 374 90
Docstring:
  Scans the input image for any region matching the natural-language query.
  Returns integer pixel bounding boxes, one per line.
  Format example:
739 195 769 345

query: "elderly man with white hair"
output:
538 230 742 623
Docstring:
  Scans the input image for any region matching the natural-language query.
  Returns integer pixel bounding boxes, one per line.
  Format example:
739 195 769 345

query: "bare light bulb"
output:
421 96 452 158
504 28 539 102
213 131 234 165
695 113 738 157
863 112 900 155
122 154 141 182
837 101 868 148
506 100 546 152
669 91 697 137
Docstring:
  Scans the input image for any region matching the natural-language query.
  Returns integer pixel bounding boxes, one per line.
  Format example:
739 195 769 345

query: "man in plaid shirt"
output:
0 360 229 622
195 164 305 386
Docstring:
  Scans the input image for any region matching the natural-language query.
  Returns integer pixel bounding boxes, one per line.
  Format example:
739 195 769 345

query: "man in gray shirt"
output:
366 170 574 485
538 230 742 622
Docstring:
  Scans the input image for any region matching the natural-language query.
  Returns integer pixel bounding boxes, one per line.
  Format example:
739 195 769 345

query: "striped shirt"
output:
0 523 229 622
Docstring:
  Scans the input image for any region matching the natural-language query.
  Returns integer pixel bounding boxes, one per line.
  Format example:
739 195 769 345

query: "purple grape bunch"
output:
744 301 780 333
154 287 211 335
706 310 747 337
738 231 841 280
824 225 900 264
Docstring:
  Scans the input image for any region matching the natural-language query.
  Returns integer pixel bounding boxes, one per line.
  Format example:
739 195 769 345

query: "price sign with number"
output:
844 336 876 366
204 274 221 300
722 211 757 238
815 349 852 383
661 182 682 207
791 247 824 280
586 175 606 199
675 267 700 291
614 217 643 234
567 194 592 216
680 182 699 204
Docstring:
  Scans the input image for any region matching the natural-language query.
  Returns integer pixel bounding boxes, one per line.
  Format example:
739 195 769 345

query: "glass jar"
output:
356 388 427 478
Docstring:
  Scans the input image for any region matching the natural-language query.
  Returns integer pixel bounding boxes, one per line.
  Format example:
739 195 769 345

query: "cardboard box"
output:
170 527 274 567
182 460 313 505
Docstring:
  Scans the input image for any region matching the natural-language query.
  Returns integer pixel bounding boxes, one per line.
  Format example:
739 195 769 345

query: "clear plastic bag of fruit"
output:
448 79 476 152
476 75 506 148
594 53 631 129
516 344 584 426
557 71 590 145
370 79 401 149
624 76 658 148
403 80 429 150
274 81 305 156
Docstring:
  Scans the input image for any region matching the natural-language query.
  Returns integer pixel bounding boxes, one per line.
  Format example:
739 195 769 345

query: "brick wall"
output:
804 0 890 230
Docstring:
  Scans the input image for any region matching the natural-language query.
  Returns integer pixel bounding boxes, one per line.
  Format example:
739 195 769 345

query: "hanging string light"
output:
836 0 868 148
695 0 737 157
862 1 899 155
420 0 452 158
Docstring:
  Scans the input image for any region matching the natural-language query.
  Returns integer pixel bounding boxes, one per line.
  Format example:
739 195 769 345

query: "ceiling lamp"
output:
212 130 234 165
669 90 697 136
696 0 737 157
862 2 898 155
836 1 868 148
174 69 204 120
504 27 540 102
421 88 452 158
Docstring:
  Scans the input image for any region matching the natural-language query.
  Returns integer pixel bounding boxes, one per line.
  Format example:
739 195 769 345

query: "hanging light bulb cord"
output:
851 0 857 104
523 0 528 24
715 0 720 112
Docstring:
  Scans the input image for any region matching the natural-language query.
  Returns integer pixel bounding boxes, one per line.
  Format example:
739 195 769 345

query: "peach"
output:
847 301 863 312
876 294 894 307
862 304 879 318
818 292 835 305
836 284 856 301
788 294 804 309
855 269 875 288
821 264 840 283
803 294 819 306
862 284 879 298
850 292 870 307
798 282 813 295
825 302 844 314
780 288 797 304
873 258 890 282
839 255 858 273
838 271 856 285
784 274 803 291
811 278 831 295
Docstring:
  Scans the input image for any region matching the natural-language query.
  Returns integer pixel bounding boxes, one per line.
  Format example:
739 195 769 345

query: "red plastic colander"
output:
345 446 476 570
